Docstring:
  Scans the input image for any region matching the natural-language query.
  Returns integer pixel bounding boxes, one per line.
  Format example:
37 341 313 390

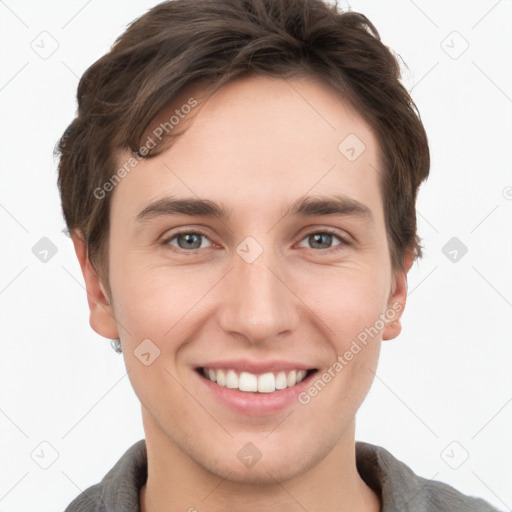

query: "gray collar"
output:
65 439 499 512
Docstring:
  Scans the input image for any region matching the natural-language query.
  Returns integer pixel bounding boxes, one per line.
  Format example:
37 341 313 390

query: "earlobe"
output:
71 230 119 340
382 249 415 341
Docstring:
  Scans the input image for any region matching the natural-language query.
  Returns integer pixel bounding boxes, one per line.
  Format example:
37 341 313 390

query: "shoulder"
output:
356 441 502 512
64 440 147 512
64 483 104 512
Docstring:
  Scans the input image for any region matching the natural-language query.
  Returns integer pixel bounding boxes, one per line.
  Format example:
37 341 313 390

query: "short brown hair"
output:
56 0 429 292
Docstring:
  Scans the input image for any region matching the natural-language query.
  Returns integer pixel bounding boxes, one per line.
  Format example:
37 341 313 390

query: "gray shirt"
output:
64 440 501 511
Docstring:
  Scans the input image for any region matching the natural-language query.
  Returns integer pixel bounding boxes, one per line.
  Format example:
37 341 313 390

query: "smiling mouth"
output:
196 367 318 393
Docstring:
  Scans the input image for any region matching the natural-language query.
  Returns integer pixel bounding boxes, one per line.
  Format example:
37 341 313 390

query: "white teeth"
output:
225 369 238 389
257 372 275 393
201 367 310 393
239 372 258 392
216 369 226 387
275 371 288 390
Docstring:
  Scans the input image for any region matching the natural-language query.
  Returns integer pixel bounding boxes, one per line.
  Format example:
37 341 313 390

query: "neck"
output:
139 411 380 512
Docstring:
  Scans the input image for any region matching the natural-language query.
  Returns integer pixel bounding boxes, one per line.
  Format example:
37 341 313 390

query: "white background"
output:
0 0 511 510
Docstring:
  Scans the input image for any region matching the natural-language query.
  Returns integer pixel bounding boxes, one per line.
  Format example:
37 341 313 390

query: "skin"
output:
73 73 414 512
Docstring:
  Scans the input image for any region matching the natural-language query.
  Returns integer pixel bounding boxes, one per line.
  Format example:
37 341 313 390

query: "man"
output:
57 0 500 510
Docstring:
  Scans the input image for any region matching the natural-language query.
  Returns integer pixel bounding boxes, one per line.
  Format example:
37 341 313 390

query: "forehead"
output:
110 73 384 226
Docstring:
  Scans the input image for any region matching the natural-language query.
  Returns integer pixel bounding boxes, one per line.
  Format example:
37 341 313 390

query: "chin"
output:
191 435 327 486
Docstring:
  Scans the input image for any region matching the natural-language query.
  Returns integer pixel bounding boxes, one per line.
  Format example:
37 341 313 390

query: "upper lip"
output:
196 359 317 374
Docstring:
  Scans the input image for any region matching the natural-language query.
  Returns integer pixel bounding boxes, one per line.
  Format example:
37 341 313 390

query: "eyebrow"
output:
135 194 374 225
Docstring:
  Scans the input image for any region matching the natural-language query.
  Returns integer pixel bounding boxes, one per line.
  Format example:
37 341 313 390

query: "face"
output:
78 73 410 484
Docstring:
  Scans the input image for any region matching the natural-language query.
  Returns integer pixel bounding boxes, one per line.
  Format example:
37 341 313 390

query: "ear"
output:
71 230 119 339
382 249 415 341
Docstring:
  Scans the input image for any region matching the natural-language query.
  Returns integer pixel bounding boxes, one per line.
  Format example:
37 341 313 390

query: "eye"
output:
161 228 348 254
297 230 347 252
162 230 213 251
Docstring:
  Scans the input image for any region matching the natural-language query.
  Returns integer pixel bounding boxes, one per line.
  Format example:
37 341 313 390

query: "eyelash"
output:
161 228 349 255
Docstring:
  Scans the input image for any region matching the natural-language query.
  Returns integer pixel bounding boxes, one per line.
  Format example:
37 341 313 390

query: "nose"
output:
216 246 300 345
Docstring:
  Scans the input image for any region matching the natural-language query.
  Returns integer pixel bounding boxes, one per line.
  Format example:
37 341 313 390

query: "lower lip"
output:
195 369 317 416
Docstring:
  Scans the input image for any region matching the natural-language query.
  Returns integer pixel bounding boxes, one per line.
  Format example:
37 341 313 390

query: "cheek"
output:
298 276 384 425
111 264 202 413
298 265 390 344
109 259 210 342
